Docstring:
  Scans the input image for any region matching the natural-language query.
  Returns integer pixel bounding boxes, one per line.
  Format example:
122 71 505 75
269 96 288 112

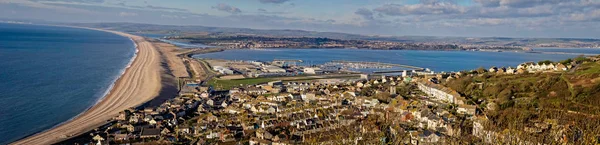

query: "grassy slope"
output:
444 61 600 143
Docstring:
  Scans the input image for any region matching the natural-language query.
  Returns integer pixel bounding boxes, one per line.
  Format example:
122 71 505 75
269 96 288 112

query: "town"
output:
164 34 526 51
7 1 600 144
68 45 600 144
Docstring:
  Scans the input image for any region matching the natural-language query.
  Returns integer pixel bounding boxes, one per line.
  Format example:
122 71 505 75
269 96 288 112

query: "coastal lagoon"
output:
194 48 600 72
0 23 135 144
137 33 215 48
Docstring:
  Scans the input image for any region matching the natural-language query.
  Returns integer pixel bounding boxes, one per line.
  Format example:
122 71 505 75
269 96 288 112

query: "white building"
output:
263 65 286 73
360 74 372 80
518 62 561 73
303 67 323 74
506 67 515 74
213 66 234 75
417 81 460 104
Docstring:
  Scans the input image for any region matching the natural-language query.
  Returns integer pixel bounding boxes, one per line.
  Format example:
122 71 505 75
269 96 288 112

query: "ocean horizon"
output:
0 23 135 144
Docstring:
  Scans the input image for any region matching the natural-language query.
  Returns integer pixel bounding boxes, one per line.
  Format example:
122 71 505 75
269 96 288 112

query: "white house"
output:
417 81 460 104
506 67 515 74
488 67 497 73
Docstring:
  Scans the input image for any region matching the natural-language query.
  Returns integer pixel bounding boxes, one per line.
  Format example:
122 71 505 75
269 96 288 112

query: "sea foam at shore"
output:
0 23 135 144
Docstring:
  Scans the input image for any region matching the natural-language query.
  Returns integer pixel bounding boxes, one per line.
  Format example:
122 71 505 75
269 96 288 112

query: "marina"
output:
192 48 594 72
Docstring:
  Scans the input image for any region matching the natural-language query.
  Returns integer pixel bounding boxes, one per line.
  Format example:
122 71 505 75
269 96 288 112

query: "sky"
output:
0 0 599 38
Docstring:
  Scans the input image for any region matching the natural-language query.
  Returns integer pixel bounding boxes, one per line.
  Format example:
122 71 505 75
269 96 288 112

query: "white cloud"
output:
467 18 506 25
258 0 290 4
118 11 137 17
160 14 188 19
0 0 95 14
1 0 599 38
375 2 466 15
567 9 600 21
212 3 241 14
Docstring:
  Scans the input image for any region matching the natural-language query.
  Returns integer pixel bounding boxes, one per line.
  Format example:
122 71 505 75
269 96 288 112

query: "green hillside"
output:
444 56 600 143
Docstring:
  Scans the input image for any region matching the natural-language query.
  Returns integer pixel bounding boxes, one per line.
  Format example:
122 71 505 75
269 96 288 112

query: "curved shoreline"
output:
89 37 138 118
16 37 138 144
11 28 162 145
8 33 138 144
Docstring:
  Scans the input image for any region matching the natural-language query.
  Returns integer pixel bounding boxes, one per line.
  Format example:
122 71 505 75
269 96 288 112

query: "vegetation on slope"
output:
444 56 600 144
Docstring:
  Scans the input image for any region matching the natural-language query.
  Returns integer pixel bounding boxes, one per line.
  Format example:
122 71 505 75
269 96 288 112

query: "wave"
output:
92 37 138 106
36 37 138 138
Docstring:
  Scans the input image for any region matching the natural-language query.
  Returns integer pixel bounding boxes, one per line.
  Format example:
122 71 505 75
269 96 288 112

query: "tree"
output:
538 60 553 65
559 58 573 65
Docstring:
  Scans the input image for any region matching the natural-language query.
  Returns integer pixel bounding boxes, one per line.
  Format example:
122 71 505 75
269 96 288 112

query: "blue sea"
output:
193 48 600 72
0 23 135 144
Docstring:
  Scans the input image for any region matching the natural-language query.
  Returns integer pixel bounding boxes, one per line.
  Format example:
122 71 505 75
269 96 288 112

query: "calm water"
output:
533 47 600 55
193 48 600 72
0 23 135 144
137 33 214 48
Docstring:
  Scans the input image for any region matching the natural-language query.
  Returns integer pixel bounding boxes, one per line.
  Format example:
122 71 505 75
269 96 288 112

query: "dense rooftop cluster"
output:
79 73 489 144
75 55 600 145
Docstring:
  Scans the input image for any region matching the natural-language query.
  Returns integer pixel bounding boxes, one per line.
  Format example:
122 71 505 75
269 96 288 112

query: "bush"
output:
538 60 553 65
560 58 572 65
575 55 590 63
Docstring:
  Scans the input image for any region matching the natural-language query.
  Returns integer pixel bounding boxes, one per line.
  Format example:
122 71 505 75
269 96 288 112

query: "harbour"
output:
192 48 598 73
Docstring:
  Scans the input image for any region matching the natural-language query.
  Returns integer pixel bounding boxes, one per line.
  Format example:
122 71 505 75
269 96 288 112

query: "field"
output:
208 77 275 90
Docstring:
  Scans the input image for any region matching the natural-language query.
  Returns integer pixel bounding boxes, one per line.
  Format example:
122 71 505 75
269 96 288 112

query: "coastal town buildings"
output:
80 73 481 144
416 81 461 104
68 56 596 145
517 62 570 73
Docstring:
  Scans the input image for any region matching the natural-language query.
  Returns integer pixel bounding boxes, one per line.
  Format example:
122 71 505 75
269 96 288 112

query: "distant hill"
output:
67 22 367 40
67 22 600 48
